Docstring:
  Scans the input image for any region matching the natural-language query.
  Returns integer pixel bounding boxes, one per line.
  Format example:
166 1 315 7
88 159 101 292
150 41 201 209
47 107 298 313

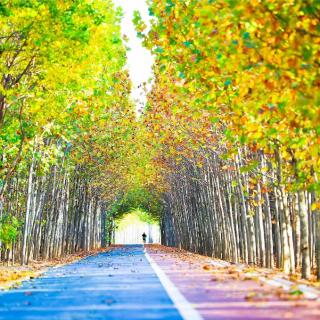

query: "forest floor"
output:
146 244 320 320
0 247 113 290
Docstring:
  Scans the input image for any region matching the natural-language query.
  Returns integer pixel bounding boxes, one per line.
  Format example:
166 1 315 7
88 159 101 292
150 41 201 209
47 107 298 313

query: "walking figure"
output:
142 232 147 244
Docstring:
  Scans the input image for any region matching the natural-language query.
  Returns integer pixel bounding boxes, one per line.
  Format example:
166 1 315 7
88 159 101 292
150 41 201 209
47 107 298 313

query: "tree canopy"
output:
0 0 319 280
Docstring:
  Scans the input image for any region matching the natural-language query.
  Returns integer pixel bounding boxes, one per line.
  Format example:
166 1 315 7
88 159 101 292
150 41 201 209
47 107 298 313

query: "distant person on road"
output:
142 232 147 244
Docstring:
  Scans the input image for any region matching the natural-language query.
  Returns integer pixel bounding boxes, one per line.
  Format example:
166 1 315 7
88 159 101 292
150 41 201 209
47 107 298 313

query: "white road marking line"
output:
144 249 203 320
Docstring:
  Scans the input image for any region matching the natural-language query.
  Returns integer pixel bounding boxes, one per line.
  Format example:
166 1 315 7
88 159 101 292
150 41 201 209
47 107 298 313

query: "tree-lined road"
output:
0 246 182 320
1 245 320 320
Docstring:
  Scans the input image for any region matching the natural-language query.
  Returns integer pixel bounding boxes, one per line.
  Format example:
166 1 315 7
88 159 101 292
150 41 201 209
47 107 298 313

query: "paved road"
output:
147 245 320 320
0 245 183 320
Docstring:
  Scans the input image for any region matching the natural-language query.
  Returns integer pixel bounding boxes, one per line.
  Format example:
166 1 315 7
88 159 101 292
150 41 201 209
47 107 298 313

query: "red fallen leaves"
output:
102 299 116 305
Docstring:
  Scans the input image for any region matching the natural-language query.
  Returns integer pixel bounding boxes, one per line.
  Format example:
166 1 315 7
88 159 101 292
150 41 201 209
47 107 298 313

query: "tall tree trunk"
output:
21 157 35 265
298 190 311 279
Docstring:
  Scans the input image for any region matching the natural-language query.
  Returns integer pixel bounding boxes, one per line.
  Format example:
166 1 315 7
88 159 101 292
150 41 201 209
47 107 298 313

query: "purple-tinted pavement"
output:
146 245 320 320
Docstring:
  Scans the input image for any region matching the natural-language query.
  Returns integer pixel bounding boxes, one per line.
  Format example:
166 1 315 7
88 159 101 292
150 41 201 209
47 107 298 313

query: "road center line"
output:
144 248 203 320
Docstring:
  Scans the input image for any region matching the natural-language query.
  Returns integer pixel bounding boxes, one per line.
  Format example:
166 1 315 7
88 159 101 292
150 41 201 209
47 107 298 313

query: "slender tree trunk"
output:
298 190 311 279
21 157 35 265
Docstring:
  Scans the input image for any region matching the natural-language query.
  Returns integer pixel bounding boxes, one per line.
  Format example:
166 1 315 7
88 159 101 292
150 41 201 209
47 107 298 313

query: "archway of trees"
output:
0 0 319 283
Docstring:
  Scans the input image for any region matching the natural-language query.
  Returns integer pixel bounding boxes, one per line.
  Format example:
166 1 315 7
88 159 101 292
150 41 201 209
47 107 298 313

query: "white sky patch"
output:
113 0 154 112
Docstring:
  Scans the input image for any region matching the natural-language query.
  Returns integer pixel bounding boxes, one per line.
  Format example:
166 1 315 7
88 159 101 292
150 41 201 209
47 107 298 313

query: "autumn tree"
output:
136 0 320 279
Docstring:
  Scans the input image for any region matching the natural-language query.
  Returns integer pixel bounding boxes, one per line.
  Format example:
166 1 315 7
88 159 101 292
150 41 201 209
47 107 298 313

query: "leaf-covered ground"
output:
0 247 114 290
146 245 320 320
